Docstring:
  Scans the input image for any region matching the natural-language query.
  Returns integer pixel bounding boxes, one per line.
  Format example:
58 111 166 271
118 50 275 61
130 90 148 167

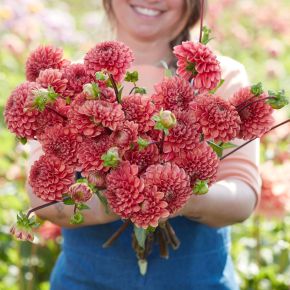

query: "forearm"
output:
179 179 257 227
26 184 119 228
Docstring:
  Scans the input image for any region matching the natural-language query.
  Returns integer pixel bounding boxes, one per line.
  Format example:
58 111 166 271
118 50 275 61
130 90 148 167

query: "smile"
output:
131 5 163 17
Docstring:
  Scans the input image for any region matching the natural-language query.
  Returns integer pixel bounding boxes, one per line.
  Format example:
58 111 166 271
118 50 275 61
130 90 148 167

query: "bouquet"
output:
4 20 289 274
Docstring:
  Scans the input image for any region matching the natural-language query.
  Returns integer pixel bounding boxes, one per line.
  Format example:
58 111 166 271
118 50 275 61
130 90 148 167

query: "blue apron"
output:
50 217 239 290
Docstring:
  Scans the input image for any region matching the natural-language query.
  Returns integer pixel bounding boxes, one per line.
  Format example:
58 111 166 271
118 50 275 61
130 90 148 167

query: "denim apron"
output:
50 217 239 290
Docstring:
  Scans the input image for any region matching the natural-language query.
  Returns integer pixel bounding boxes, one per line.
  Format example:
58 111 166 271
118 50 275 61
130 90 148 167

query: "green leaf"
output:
17 137 27 145
117 86 124 103
137 137 150 150
95 71 107 81
209 79 225 94
186 62 197 76
146 226 156 234
251 82 263 96
220 142 237 150
134 226 147 249
76 203 90 211
63 197 75 205
138 259 148 276
70 212 84 225
201 26 214 45
134 87 147 95
207 141 223 157
101 147 120 168
125 71 139 83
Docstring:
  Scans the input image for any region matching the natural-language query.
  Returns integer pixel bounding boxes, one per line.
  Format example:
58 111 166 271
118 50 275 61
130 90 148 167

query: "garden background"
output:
0 0 289 289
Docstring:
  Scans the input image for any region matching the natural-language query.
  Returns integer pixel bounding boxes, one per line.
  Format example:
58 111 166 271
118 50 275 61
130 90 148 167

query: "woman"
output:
28 1 261 289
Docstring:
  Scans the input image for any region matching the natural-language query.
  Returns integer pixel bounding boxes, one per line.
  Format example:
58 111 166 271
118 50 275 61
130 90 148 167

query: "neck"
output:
116 30 173 67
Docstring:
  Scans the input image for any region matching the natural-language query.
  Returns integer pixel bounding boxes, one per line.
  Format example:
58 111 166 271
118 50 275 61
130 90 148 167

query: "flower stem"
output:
220 119 290 161
238 97 274 113
26 201 59 219
159 131 166 154
129 86 137 95
109 74 120 103
102 219 131 248
199 0 205 43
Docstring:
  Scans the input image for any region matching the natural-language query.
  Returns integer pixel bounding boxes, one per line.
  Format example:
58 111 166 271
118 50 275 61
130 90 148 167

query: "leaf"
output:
164 69 173 78
134 226 147 249
201 26 214 45
117 86 124 103
221 142 237 150
138 259 148 276
251 82 263 96
209 79 225 94
207 141 223 157
63 197 75 205
137 137 150 150
134 87 147 94
192 180 209 195
77 203 90 211
125 71 139 83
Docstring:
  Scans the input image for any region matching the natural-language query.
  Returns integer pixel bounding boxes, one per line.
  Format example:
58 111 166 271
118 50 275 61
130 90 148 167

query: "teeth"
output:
134 6 161 16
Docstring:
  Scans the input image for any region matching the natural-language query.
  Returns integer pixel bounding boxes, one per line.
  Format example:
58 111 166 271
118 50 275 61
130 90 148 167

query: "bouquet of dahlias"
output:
4 26 289 274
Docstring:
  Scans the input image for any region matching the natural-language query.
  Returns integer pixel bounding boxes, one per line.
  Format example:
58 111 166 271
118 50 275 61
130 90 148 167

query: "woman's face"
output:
111 0 186 41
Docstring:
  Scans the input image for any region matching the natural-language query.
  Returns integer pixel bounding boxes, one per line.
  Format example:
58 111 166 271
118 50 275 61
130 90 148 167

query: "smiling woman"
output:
42 1 260 289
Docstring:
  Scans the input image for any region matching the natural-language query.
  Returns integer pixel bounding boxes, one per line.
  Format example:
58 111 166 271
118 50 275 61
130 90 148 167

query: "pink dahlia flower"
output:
79 100 125 131
131 186 169 228
230 87 274 140
163 110 201 160
122 94 156 133
84 41 134 82
110 121 138 151
26 45 69 82
152 76 196 111
62 63 92 97
194 95 241 142
174 142 220 186
37 221 61 242
77 135 111 175
4 82 41 139
105 162 145 219
143 163 192 214
68 183 93 203
36 68 67 95
29 155 74 202
39 124 82 167
173 41 221 93
124 141 160 172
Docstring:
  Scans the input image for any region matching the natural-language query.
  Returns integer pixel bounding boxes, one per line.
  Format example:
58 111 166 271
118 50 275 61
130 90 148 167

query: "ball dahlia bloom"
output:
29 155 74 201
84 41 134 82
67 183 93 203
230 87 274 140
122 94 156 133
152 76 196 112
105 162 145 219
174 142 220 186
110 121 139 151
62 63 92 97
38 124 82 167
173 41 221 93
194 95 241 142
124 141 160 172
77 135 111 175
36 68 67 95
131 186 169 229
79 100 125 131
163 110 201 160
143 163 192 214
4 82 41 139
25 45 69 82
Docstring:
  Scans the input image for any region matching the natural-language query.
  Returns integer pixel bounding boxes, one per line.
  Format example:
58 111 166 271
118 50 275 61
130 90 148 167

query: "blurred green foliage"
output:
0 0 289 289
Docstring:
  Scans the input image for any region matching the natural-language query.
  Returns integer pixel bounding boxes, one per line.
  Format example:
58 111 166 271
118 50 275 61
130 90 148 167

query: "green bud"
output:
101 147 121 168
192 180 209 195
95 72 107 81
201 26 213 45
70 212 84 225
267 90 289 109
250 82 263 96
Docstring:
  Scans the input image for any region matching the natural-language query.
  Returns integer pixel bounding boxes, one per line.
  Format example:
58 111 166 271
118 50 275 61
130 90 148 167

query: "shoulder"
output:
216 55 250 99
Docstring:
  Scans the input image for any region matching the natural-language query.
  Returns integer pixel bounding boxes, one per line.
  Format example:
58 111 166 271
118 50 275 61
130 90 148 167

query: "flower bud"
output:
68 183 93 203
159 110 177 129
